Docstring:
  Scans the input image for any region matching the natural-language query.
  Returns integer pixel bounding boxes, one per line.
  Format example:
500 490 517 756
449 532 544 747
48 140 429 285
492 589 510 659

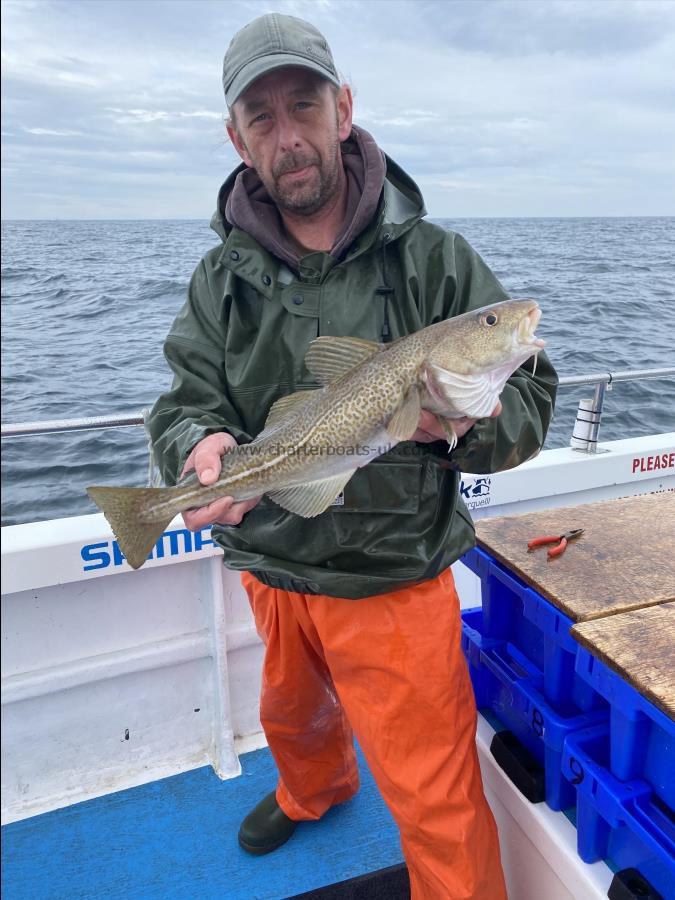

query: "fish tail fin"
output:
87 485 178 570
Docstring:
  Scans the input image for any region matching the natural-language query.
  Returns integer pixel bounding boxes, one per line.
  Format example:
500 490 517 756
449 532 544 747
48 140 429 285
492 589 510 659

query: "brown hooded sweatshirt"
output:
224 125 386 271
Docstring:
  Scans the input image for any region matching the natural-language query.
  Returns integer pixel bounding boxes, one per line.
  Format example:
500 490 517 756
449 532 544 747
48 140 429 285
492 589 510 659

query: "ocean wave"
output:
2 216 673 526
132 279 188 301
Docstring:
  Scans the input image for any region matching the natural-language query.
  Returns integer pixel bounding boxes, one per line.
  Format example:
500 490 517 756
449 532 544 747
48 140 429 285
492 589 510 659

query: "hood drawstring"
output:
375 238 394 343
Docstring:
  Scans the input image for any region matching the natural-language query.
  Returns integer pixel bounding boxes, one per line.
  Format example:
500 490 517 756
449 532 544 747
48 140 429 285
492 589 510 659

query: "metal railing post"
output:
570 380 608 453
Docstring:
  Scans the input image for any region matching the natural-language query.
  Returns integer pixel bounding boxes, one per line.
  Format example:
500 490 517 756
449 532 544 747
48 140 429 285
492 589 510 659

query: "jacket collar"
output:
210 137 427 287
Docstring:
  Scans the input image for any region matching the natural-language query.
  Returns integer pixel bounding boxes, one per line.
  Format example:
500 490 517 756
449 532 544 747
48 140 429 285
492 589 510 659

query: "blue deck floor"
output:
2 744 404 900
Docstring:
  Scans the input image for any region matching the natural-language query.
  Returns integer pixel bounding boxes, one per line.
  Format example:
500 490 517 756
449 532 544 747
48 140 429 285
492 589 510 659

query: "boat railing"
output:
557 367 674 452
2 366 674 455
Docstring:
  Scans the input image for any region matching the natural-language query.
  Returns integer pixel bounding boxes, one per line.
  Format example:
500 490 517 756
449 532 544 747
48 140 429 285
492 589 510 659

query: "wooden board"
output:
571 603 675 719
475 491 675 622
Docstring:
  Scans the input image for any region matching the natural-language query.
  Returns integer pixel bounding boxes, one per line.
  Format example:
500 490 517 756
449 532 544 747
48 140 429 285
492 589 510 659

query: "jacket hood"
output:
210 125 426 258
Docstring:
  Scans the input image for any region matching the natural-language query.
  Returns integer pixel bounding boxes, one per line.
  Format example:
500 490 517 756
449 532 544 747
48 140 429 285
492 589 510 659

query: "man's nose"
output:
275 111 302 151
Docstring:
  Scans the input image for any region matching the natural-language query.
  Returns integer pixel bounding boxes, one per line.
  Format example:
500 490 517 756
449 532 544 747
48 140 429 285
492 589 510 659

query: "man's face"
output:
227 67 353 216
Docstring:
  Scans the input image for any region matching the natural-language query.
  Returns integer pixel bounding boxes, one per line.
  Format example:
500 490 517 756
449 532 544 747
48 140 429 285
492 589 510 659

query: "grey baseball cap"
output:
222 13 341 107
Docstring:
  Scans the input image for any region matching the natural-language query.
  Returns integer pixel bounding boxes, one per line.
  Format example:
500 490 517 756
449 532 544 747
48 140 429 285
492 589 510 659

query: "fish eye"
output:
482 313 499 327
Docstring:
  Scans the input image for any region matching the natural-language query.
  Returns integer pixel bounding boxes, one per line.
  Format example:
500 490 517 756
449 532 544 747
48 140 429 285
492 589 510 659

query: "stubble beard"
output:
262 136 342 217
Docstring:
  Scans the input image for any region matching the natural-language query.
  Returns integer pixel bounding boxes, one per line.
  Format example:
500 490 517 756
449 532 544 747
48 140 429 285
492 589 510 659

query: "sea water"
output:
2 216 673 526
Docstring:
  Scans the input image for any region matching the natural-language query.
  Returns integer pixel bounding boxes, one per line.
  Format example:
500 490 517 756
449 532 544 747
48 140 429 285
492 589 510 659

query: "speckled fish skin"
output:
87 298 544 569
145 298 542 502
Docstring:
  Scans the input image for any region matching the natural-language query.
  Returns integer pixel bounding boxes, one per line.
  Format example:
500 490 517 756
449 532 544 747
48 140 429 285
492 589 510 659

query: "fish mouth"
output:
518 305 546 350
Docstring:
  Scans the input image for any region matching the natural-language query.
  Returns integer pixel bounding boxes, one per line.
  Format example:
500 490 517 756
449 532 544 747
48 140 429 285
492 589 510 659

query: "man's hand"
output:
180 432 262 531
412 402 503 444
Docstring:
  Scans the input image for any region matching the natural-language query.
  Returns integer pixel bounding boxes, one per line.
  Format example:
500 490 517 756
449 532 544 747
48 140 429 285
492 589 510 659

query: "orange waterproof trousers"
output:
241 568 507 900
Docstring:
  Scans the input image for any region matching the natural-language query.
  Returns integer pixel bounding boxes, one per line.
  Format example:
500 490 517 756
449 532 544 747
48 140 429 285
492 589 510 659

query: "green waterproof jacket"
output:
147 156 558 599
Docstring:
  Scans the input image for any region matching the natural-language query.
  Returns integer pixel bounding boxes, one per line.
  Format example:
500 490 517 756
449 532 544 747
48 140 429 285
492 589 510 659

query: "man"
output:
148 12 557 899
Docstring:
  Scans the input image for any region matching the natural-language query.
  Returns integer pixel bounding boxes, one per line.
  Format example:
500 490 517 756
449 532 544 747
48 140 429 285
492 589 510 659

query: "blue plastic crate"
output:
562 723 675 899
460 607 502 708
461 610 606 811
575 645 675 813
461 546 605 715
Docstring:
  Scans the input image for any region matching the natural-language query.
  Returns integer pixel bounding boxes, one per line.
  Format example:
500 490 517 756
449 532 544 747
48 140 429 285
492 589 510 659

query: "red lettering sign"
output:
632 453 675 475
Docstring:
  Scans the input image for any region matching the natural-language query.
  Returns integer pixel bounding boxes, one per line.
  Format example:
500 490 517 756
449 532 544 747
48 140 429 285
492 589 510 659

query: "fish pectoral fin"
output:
424 363 499 420
260 389 317 436
305 336 383 386
386 385 421 441
268 471 354 518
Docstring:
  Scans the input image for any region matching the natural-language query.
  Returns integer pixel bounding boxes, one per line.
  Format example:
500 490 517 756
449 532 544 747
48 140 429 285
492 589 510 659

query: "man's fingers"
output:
181 432 237 483
182 508 209 531
198 466 218 485
411 427 438 443
216 496 262 525
225 502 247 526
417 410 439 432
206 496 235 518
183 496 234 531
194 445 225 485
182 495 263 532
413 402 503 445
412 410 445 442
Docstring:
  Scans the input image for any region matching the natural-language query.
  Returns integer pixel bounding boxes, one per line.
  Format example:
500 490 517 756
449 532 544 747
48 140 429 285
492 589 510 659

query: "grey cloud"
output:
104 108 223 125
1 0 674 218
23 127 85 136
405 0 674 58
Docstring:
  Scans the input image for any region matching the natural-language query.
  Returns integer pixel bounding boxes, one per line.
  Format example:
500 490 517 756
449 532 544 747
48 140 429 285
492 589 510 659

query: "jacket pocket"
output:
335 460 422 514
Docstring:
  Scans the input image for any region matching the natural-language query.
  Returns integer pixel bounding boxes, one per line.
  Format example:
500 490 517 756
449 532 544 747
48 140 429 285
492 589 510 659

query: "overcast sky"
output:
2 0 674 219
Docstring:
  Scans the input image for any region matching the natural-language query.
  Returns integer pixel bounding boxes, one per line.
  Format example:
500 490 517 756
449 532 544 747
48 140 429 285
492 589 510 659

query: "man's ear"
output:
226 119 253 167
336 85 353 142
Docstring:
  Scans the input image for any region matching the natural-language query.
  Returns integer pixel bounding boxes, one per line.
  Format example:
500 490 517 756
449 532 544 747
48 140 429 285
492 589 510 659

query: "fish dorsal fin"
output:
258 390 316 439
268 471 354 518
305 336 383 385
386 385 421 441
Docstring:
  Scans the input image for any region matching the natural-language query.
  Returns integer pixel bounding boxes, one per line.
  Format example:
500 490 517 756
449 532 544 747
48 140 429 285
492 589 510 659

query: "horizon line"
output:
2 214 674 223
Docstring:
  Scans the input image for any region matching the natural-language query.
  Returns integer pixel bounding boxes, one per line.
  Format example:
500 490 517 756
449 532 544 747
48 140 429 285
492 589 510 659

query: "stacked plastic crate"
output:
460 545 674 900
566 605 674 900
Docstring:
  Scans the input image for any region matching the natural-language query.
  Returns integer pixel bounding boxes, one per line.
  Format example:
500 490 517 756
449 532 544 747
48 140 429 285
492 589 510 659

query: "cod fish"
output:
88 298 545 570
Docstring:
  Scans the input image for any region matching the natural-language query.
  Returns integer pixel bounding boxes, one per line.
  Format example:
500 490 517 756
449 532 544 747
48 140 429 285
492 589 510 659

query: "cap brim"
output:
225 53 340 107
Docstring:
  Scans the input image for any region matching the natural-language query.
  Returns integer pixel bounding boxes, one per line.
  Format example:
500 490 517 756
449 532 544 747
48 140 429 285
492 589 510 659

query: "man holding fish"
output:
142 12 557 899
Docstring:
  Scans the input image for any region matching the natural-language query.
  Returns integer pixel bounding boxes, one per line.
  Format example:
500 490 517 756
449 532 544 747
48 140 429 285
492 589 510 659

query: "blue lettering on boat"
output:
460 477 492 500
81 528 214 571
81 541 111 571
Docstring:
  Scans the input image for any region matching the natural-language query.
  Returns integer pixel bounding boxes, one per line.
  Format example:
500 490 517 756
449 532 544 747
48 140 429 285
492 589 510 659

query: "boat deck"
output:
1 715 615 900
1 743 407 900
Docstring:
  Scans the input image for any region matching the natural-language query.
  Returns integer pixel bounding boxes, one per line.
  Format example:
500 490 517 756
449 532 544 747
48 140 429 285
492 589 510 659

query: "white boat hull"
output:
2 432 673 897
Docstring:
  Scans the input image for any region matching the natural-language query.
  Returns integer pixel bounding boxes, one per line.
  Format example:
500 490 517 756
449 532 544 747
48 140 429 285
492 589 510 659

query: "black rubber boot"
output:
238 790 298 855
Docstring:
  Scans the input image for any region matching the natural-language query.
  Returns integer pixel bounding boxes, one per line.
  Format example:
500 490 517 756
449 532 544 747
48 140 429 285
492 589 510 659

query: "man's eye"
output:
295 101 312 111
